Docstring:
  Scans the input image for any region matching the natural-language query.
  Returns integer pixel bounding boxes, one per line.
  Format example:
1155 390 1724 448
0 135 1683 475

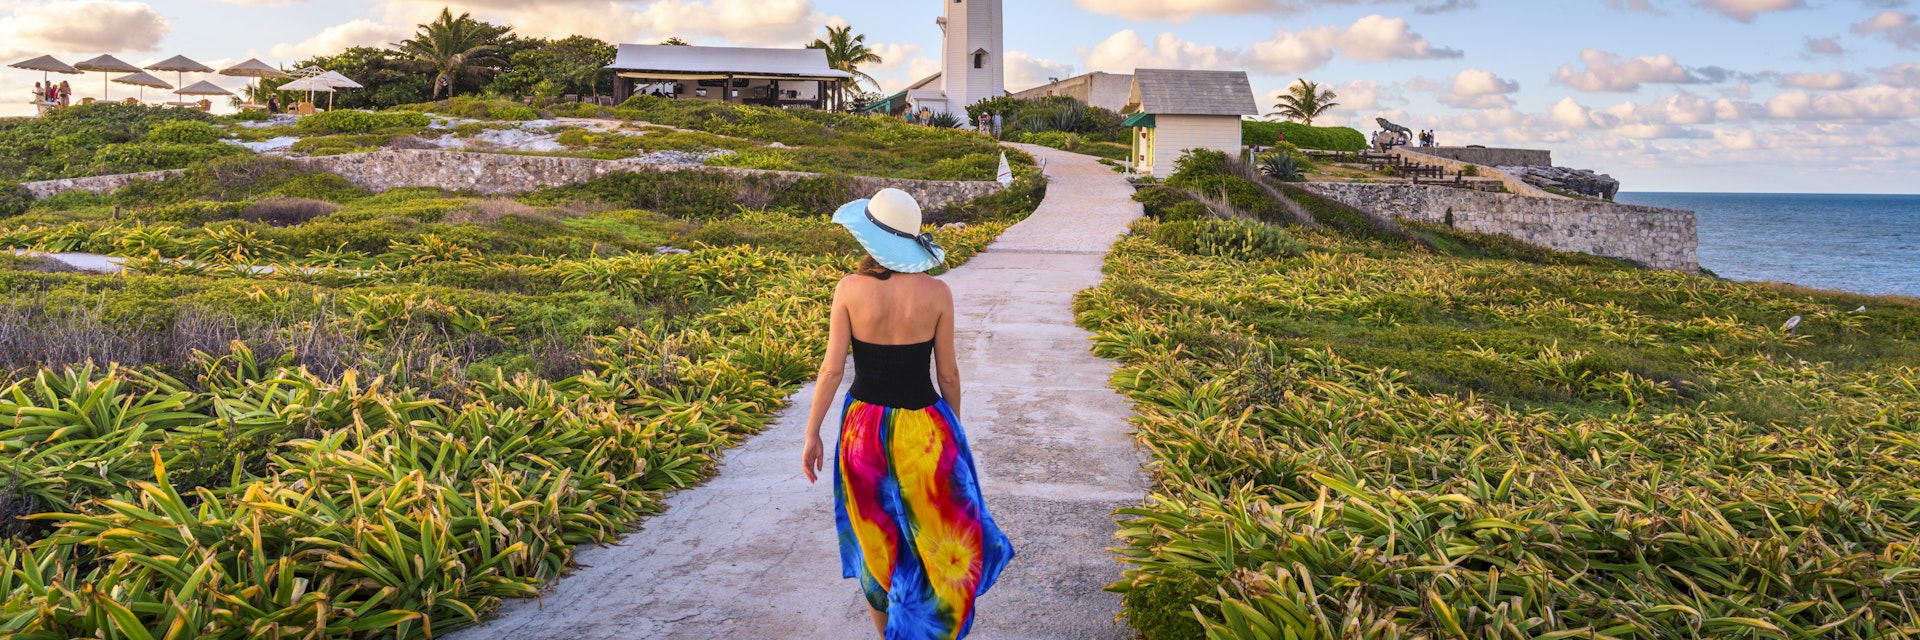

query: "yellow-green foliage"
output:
0 174 1030 637
1081 217 1920 638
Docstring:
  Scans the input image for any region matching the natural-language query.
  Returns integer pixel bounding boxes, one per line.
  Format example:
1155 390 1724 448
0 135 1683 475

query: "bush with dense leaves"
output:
145 120 225 145
0 182 31 218
295 110 432 136
1149 217 1306 260
0 103 232 181
240 197 343 226
1242 120 1366 151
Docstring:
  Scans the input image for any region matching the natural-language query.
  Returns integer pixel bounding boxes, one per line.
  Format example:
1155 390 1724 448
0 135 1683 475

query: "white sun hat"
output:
832 188 947 273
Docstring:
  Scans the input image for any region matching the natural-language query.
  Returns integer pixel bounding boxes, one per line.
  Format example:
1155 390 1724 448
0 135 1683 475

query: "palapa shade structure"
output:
111 71 172 102
278 75 335 108
145 55 214 96
75 54 142 101
10 55 80 90
311 70 362 109
220 58 290 107
170 79 231 108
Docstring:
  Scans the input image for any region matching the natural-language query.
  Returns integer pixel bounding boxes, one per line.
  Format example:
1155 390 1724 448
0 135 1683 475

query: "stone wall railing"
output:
21 149 1005 210
1412 146 1552 168
1300 182 1698 272
1391 148 1556 199
21 169 187 200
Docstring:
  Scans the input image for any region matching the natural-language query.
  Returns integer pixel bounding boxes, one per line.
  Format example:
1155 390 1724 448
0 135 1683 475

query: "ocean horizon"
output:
1616 192 1920 299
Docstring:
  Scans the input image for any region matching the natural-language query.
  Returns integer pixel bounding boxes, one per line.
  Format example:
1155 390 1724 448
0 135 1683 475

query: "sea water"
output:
1616 193 1920 298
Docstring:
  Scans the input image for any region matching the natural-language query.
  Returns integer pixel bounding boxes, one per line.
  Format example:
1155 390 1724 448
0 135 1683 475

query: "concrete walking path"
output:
448 144 1146 639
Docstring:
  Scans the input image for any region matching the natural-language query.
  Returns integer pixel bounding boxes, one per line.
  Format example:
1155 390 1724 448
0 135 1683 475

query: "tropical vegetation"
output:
0 145 1045 637
394 8 512 99
1084 149 1920 638
1242 120 1367 151
1268 79 1340 126
807 25 884 111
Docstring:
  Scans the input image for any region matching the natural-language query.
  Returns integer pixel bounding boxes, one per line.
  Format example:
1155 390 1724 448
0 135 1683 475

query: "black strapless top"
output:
848 336 940 409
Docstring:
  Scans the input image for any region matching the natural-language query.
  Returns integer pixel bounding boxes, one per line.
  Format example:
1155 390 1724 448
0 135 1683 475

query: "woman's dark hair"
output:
855 256 895 280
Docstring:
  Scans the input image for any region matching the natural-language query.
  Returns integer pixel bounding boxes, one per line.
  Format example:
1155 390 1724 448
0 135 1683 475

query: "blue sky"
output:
5 0 1918 193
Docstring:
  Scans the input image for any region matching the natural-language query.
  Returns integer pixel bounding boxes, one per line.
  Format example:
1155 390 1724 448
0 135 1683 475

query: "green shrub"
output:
91 142 244 174
145 120 224 145
138 200 247 225
490 105 540 121
0 182 31 218
922 153 999 181
0 102 219 181
1118 569 1209 640
770 175 856 216
1257 152 1305 182
1151 218 1305 260
1462 164 1480 177
938 173 1048 225
216 110 274 124
240 197 342 226
1242 121 1366 151
295 110 431 135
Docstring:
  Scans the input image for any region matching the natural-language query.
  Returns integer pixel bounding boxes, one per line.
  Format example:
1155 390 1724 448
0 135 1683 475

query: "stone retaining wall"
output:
22 150 1004 210
1414 146 1552 168
1300 182 1698 272
1392 148 1556 198
21 169 187 199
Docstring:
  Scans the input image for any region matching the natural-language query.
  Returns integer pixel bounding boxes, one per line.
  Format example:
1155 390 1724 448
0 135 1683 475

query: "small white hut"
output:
1121 69 1259 177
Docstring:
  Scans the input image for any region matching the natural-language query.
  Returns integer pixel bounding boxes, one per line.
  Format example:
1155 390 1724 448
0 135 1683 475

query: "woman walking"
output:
803 188 1014 639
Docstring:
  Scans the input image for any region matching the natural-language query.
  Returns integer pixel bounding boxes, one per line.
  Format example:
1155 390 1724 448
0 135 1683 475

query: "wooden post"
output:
726 74 735 103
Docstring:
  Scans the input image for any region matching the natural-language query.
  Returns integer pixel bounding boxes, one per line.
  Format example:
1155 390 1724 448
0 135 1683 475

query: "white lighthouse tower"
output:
938 0 1004 112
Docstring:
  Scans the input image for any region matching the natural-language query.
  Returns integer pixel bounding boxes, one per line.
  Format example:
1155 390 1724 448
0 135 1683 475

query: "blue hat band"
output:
864 206 945 263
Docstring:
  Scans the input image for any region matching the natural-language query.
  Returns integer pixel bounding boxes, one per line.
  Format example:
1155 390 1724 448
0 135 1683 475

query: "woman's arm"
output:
933 283 961 416
802 279 854 483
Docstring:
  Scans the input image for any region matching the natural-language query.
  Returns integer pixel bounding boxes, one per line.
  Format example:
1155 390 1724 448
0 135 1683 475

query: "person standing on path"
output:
802 188 1015 639
991 111 1003 139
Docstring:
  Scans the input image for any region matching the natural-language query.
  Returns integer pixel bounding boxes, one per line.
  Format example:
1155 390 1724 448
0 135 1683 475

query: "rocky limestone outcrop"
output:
1497 165 1621 201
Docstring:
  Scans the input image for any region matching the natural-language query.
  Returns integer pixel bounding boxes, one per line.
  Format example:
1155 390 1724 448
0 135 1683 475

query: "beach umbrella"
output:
220 58 290 105
144 55 213 96
74 54 141 101
112 71 171 102
9 55 81 92
171 79 232 108
278 75 335 107
311 70 362 109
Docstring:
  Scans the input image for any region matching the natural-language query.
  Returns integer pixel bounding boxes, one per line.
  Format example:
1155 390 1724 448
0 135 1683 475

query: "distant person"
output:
59 81 71 107
807 187 1014 639
918 106 931 125
903 109 913 124
992 111 1003 138
32 82 45 105
266 94 280 114
978 112 989 133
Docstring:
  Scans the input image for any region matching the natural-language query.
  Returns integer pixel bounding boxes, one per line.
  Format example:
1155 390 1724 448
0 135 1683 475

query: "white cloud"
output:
1854 11 1920 51
1006 51 1076 93
865 43 920 73
1071 0 1476 22
0 0 169 57
269 19 411 60
1090 15 1458 76
1335 15 1461 61
1802 36 1846 59
1695 0 1804 22
1083 30 1241 73
382 0 830 47
1553 49 1699 92
1778 71 1861 90
1434 68 1519 109
1766 85 1920 120
1882 63 1920 88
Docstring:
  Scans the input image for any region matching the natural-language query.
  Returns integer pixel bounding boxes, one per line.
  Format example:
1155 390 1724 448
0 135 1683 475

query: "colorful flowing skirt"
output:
835 396 1014 640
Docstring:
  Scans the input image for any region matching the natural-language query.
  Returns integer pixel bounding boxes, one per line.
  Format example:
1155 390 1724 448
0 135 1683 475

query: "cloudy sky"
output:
4 0 1918 193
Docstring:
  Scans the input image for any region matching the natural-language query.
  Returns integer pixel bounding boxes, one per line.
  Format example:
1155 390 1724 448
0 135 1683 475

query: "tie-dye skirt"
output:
835 396 1015 640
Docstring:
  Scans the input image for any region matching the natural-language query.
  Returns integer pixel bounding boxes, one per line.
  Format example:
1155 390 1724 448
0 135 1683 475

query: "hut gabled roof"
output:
1127 69 1258 117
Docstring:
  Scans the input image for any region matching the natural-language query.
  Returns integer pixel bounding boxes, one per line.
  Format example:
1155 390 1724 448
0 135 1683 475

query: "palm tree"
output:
807 25 882 111
661 37 692 46
394 8 508 99
1269 79 1340 126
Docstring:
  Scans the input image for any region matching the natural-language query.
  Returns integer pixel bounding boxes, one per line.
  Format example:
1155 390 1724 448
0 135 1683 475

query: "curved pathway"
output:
449 144 1146 639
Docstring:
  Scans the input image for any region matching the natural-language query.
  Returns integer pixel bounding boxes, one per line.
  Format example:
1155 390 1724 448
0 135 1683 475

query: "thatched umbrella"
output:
9 55 80 91
311 70 362 110
144 55 214 96
74 54 141 101
171 79 232 109
219 58 290 107
278 75 335 108
111 71 172 102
